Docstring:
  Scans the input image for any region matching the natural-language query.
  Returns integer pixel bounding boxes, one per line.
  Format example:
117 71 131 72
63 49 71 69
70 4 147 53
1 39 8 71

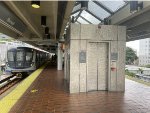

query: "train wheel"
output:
16 73 23 78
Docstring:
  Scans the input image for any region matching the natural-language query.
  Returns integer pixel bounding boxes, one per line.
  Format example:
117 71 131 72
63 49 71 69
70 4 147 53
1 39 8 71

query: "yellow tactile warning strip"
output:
0 63 47 113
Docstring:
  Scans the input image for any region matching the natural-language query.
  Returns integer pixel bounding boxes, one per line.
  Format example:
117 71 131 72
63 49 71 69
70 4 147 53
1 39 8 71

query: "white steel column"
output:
57 43 63 70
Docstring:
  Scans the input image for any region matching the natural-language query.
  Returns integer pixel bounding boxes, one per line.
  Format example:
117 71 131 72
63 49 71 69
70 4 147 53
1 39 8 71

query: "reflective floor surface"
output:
8 64 150 113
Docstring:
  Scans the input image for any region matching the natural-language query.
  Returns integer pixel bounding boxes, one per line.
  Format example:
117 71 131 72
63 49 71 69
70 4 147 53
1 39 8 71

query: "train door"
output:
36 51 40 68
7 49 16 68
87 42 109 91
25 49 33 68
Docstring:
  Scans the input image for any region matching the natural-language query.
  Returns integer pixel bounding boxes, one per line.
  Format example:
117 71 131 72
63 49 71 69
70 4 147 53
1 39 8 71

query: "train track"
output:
0 75 22 95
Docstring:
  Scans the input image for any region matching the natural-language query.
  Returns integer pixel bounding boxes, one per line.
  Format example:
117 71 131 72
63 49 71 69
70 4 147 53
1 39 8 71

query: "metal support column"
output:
57 43 63 70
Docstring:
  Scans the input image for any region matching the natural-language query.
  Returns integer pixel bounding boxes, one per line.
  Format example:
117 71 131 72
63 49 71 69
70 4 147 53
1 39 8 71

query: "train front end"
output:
6 47 36 75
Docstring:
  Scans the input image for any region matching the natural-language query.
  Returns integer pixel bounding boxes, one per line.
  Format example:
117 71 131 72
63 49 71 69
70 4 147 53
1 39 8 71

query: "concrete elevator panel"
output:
64 24 126 93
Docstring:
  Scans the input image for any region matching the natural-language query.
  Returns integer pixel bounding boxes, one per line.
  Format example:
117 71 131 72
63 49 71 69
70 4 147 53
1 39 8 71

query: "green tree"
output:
126 47 138 64
138 68 143 74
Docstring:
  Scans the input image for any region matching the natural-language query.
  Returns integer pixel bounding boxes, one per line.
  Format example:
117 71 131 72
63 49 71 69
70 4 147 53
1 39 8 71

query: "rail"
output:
0 74 16 84
0 74 20 95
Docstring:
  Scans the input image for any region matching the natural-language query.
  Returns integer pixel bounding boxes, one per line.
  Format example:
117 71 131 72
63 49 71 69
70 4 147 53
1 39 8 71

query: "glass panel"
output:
26 52 33 61
71 11 80 18
80 10 101 24
8 52 14 61
77 21 81 24
88 1 110 20
72 4 81 12
16 51 24 61
75 22 80 24
98 1 126 12
36 53 39 61
77 17 89 24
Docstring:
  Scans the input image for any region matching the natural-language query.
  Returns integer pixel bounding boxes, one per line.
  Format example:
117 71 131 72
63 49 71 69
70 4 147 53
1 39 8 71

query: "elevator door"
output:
87 43 98 91
87 42 108 91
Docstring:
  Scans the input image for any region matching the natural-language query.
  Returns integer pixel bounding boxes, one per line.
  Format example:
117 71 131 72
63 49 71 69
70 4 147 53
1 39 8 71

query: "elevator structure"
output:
64 24 126 93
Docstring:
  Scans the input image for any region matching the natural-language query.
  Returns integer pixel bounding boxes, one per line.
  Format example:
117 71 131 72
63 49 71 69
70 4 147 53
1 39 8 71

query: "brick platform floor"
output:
8 64 150 113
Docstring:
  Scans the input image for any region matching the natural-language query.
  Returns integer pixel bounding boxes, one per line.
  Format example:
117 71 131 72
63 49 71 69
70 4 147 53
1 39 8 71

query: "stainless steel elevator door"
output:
87 43 98 91
97 43 108 90
87 42 108 92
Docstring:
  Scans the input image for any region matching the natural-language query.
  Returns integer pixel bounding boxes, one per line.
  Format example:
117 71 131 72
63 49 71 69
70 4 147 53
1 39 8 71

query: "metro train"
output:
5 46 50 76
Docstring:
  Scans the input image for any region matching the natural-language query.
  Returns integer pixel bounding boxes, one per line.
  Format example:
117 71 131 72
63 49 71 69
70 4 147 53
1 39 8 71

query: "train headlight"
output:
6 63 9 66
31 63 34 66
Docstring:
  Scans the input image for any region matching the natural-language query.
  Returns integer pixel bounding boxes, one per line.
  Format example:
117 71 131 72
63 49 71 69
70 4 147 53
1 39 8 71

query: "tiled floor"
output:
8 64 150 113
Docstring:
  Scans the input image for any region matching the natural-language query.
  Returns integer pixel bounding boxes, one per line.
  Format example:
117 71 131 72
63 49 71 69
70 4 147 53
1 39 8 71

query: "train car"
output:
5 47 49 76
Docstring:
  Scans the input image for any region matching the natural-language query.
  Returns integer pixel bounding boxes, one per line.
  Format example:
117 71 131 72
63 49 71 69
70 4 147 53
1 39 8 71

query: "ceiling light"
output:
45 27 49 35
31 1 40 8
41 16 46 27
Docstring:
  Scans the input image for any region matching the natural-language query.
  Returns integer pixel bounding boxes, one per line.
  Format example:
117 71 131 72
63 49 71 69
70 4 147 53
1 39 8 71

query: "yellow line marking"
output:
0 63 47 113
30 89 38 93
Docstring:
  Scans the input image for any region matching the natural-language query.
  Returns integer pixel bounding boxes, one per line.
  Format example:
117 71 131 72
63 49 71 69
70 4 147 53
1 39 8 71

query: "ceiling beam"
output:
80 16 92 24
20 37 56 42
93 1 113 15
75 2 80 7
74 10 83 22
127 32 150 42
121 10 150 29
59 1 75 38
76 21 81 24
85 9 103 22
108 1 150 25
4 1 42 38
71 9 80 15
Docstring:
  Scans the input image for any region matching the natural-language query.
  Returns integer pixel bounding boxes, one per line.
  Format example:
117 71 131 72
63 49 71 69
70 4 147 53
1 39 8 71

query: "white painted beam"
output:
4 1 42 38
121 10 150 28
109 1 150 25
59 1 75 38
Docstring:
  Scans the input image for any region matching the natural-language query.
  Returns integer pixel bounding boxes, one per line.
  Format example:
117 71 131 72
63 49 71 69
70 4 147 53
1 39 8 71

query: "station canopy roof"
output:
70 0 127 25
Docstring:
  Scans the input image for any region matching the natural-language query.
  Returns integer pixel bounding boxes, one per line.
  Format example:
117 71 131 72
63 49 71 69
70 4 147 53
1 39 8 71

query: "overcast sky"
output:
126 40 139 56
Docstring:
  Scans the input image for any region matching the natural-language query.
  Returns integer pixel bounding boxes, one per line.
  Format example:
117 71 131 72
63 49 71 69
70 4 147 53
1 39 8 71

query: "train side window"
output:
8 51 15 61
36 52 38 61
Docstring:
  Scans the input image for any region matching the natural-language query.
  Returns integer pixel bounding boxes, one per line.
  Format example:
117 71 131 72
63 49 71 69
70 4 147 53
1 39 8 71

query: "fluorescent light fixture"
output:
31 1 40 8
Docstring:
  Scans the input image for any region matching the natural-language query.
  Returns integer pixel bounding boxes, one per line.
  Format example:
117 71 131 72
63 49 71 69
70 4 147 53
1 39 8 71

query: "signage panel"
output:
79 51 86 63
111 53 118 60
0 2 26 33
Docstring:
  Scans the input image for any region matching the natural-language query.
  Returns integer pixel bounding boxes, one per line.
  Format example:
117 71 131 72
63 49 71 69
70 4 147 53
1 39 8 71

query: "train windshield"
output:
26 52 33 61
7 51 15 61
16 51 24 61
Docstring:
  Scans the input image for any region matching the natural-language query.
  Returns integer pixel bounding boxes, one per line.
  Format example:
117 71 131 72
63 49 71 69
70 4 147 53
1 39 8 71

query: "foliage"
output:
145 64 150 68
125 69 135 77
0 38 14 42
126 47 138 65
126 75 150 86
138 68 143 74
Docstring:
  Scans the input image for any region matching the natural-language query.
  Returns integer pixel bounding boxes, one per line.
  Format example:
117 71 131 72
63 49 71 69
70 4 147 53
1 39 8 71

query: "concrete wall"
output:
65 24 126 93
